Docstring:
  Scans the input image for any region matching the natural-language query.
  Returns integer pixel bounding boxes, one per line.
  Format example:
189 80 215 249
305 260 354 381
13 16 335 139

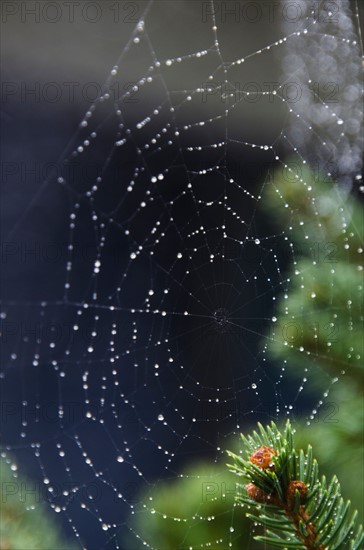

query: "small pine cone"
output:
287 480 308 509
246 483 280 506
249 445 277 471
246 482 265 502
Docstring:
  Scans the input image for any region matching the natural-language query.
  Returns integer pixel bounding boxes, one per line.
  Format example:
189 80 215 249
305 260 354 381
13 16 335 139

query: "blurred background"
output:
1 1 363 548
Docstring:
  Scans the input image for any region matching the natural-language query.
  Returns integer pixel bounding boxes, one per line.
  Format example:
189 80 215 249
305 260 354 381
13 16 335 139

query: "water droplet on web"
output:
158 414 164 421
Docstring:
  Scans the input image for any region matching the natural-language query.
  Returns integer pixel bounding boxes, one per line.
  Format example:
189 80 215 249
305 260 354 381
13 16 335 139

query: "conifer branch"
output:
227 421 363 549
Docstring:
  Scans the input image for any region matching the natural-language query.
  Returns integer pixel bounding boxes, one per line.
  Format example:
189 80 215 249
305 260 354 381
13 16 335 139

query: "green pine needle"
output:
227 420 363 549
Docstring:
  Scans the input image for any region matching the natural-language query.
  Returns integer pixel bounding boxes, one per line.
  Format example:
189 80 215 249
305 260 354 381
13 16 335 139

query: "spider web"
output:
1 1 363 548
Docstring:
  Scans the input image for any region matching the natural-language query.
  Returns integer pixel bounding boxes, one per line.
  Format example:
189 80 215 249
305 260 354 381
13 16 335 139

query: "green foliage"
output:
292 383 364 520
131 412 363 550
263 162 363 386
0 457 73 550
124 461 261 549
227 420 364 549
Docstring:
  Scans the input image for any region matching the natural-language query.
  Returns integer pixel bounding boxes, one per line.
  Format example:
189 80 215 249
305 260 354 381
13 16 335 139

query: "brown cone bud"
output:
287 480 308 509
246 482 265 502
246 483 280 505
249 446 277 471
